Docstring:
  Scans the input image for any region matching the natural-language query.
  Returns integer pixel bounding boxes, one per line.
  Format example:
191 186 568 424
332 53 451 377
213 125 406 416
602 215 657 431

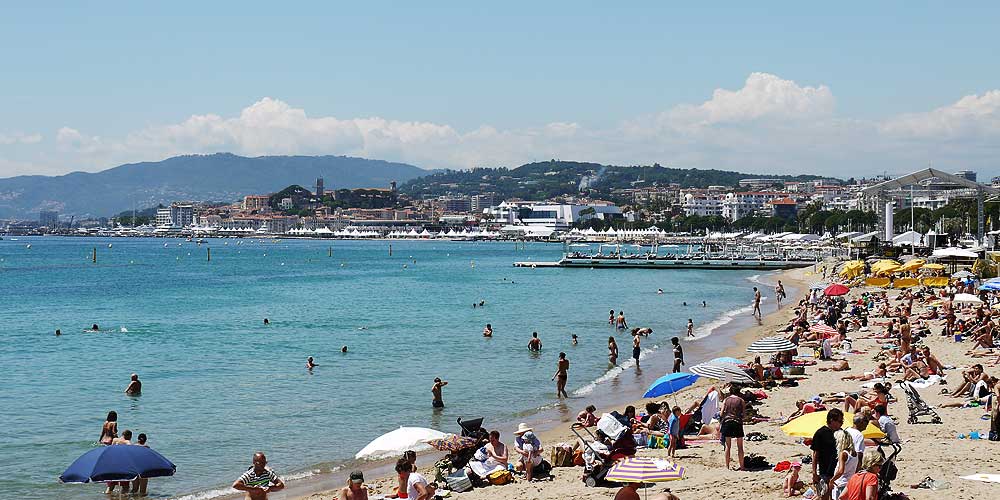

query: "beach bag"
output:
573 448 585 466
646 435 666 449
550 445 574 467
597 413 627 441
445 469 473 492
486 469 513 485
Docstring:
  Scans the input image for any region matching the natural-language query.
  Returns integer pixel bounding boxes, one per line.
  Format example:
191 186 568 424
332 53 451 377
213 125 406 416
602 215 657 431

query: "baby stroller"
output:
451 417 489 469
876 440 901 500
570 423 618 487
897 381 942 424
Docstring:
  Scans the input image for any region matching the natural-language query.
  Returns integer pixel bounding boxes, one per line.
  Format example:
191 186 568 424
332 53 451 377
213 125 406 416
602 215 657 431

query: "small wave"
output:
690 304 754 340
172 467 332 500
572 344 660 396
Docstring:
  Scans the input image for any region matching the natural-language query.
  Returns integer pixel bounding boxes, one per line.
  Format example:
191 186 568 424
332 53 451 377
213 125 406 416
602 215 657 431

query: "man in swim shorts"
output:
431 377 448 408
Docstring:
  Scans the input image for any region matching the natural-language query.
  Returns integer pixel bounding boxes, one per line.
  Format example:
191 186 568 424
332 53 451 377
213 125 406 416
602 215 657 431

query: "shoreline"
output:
255 267 810 500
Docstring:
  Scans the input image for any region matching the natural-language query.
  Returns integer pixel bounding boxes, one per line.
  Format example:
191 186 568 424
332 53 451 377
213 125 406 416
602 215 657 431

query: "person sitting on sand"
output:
339 471 368 500
843 383 890 414
124 373 142 396
513 424 543 482
577 405 598 427
784 397 826 424
940 376 996 408
232 452 285 500
615 482 641 500
784 462 805 497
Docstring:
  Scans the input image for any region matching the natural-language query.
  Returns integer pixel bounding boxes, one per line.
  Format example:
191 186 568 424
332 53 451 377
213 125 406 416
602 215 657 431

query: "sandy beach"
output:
283 265 1000 500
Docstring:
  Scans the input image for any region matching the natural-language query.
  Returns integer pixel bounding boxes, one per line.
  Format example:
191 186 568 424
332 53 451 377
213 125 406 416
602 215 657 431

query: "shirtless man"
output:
124 374 142 396
776 281 786 307
233 452 285 500
339 471 368 500
528 332 542 352
482 324 493 337
899 318 912 355
552 352 570 398
752 287 762 318
306 357 318 370
431 378 448 408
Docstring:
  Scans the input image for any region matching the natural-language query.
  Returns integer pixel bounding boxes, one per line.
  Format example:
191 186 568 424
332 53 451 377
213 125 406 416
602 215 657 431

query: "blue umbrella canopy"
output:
60 445 176 483
643 372 699 398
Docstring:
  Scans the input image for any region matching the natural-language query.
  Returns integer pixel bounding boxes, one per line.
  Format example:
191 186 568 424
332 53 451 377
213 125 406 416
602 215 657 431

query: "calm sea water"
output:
0 237 769 500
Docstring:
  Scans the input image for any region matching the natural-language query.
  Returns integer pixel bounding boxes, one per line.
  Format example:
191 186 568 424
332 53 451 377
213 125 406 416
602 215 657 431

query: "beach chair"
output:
897 381 942 424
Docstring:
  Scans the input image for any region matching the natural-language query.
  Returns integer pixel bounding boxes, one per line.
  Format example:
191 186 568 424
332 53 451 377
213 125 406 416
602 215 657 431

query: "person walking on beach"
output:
632 334 641 367
339 471 368 500
528 332 542 352
671 337 684 373
810 409 842 500
431 377 448 408
233 452 285 500
124 373 142 396
552 352 570 398
752 287 762 318
720 385 746 471
608 336 619 365
776 280 786 307
686 319 694 338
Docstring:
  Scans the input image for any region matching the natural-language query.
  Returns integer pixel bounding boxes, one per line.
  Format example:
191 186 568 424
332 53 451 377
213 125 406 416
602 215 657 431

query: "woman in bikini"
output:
552 352 570 398
99 411 118 445
608 336 619 365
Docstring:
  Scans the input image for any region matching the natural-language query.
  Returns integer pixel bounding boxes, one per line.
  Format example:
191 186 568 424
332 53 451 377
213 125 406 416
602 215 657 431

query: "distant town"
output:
6 166 999 245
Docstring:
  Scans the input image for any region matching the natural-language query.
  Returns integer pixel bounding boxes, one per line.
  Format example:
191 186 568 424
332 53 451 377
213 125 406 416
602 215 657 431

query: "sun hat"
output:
350 471 364 483
514 423 533 435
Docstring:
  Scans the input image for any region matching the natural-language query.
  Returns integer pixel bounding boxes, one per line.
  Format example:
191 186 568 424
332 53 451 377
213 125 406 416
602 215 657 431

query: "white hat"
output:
514 423 533 435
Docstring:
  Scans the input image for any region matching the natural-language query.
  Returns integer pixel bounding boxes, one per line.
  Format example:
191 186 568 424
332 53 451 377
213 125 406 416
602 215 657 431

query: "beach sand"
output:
291 266 999 500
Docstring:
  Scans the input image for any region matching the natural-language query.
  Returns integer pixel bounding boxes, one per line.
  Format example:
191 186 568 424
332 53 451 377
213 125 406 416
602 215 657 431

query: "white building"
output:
155 204 195 229
721 192 785 221
682 194 723 217
483 201 621 230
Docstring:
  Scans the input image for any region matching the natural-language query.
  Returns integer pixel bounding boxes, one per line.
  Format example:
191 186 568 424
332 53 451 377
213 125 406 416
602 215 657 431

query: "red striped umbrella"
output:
824 283 850 296
809 324 838 337
604 457 685 483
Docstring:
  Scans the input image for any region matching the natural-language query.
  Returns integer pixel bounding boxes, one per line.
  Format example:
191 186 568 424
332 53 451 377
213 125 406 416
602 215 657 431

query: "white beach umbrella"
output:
952 293 983 305
747 336 797 353
689 362 755 384
355 427 448 460
933 247 978 258
952 270 976 279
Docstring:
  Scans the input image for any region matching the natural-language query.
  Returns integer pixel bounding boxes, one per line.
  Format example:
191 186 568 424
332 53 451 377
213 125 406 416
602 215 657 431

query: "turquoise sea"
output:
0 237 777 500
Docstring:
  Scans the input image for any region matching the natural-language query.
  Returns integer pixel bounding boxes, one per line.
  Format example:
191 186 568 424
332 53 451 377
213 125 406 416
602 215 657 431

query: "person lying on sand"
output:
841 363 887 381
818 360 850 372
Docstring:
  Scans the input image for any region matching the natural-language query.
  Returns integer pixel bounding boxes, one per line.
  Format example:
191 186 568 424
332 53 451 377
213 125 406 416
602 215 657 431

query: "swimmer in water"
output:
341 346 348 353
263 318 270 326
479 300 485 307
483 324 493 337
55 329 61 336
571 334 578 345
657 288 664 295
682 302 687 306
609 309 616 325
528 332 542 352
306 357 317 369
90 324 100 332
702 301 707 307
124 373 141 396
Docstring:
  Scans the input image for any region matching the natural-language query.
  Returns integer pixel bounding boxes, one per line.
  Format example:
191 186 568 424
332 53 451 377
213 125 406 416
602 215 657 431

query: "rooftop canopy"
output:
861 168 999 196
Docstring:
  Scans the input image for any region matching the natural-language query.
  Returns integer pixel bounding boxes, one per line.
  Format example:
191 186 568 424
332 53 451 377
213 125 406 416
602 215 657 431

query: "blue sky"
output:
2 2 1000 178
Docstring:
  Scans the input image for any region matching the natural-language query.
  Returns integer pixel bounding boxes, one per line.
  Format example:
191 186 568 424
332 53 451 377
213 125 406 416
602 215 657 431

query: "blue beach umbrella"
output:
643 372 699 398
60 445 176 483
708 356 744 366
978 282 1000 291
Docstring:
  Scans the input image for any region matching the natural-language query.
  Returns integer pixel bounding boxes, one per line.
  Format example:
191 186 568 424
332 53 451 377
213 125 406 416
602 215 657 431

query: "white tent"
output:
933 247 978 258
892 230 924 247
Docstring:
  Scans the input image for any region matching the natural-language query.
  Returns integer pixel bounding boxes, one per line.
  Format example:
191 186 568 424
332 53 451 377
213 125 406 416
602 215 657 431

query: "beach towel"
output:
960 474 1000 483
905 375 943 389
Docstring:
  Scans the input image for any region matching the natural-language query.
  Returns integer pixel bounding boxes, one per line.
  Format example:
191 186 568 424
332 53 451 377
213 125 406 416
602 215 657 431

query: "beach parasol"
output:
979 282 1000 292
355 427 448 459
952 293 983 305
920 263 945 271
707 356 744 366
823 283 850 296
60 445 176 483
689 362 755 384
604 457 685 494
809 323 838 337
426 434 478 452
952 270 976 279
642 372 699 399
747 336 797 353
780 410 885 440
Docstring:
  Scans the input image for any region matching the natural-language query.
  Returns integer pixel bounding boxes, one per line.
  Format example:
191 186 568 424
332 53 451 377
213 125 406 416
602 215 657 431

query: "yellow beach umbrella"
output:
921 263 945 270
780 410 886 440
898 259 925 273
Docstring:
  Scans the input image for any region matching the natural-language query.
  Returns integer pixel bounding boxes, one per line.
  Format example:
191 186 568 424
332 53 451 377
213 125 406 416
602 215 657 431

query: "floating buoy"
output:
26 244 31 249
108 243 113 248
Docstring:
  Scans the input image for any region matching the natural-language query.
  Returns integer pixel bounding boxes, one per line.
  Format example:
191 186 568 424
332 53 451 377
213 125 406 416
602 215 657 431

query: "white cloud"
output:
879 90 1000 140
0 132 42 145
8 72 1000 179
